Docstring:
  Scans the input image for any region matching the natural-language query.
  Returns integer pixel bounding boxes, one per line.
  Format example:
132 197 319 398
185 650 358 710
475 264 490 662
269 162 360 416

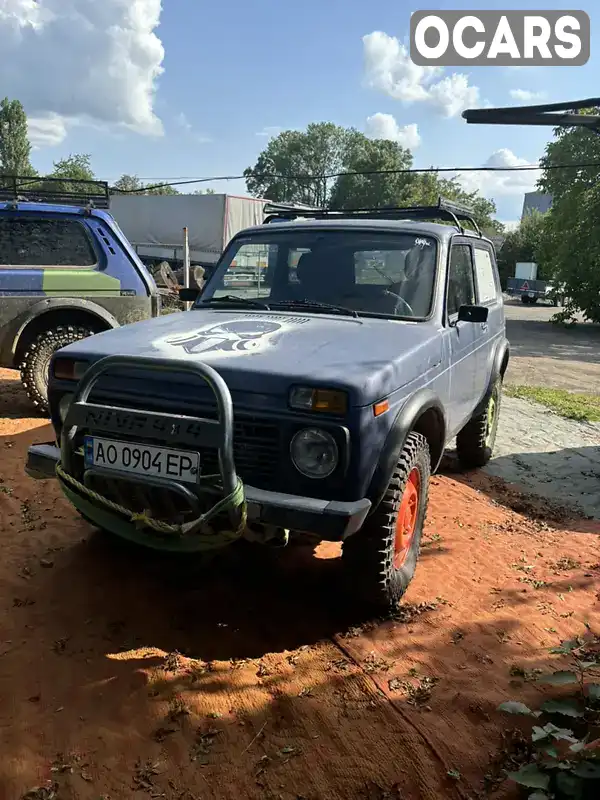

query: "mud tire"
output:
456 378 502 469
20 325 98 414
342 431 431 611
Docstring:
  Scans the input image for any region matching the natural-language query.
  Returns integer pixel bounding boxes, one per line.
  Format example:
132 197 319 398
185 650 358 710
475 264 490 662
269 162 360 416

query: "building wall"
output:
521 191 553 219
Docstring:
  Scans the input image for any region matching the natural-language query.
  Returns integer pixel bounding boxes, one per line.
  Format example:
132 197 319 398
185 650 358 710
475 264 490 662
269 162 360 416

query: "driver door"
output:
444 241 483 435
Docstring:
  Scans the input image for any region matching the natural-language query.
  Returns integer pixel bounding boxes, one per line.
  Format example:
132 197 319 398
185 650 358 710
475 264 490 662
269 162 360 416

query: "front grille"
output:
79 386 282 491
200 417 281 488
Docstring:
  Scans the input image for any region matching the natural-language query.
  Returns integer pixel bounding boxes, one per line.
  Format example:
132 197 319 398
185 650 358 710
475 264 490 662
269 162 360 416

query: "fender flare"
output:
10 298 120 361
366 388 446 511
473 336 510 416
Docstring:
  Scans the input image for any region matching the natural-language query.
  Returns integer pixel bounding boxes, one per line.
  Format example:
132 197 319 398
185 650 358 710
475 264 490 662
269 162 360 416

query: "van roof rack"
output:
263 196 482 235
462 97 600 131
0 175 111 209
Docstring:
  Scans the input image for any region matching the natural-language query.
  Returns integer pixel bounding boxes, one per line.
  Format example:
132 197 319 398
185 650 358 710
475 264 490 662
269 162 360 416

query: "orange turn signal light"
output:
373 399 389 417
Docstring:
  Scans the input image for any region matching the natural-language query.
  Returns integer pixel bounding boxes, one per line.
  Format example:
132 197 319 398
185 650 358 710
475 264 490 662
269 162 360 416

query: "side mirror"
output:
179 287 200 303
457 304 489 323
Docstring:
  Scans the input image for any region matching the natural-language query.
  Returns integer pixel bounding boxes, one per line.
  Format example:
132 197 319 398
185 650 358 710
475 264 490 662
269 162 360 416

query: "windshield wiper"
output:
200 295 271 309
269 299 359 318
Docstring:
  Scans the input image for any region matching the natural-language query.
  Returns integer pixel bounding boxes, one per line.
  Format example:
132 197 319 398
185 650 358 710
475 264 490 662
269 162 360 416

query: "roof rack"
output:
462 98 600 131
263 196 482 235
0 175 111 209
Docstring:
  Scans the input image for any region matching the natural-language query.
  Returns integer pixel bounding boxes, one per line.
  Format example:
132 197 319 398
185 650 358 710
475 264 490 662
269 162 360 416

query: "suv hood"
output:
59 309 443 406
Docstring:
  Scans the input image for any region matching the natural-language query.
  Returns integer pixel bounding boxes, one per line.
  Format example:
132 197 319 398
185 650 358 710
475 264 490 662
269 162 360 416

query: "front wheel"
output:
342 432 431 611
20 324 99 414
456 378 502 469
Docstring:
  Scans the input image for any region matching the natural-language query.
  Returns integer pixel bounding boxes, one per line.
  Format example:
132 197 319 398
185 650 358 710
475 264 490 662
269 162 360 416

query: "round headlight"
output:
58 393 74 423
290 428 338 479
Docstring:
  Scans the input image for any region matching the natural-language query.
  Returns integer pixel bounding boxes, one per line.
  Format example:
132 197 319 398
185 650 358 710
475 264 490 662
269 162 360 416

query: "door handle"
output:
481 322 488 332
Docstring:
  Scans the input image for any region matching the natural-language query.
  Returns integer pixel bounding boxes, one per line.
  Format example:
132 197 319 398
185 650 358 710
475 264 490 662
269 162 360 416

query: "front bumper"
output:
27 442 371 542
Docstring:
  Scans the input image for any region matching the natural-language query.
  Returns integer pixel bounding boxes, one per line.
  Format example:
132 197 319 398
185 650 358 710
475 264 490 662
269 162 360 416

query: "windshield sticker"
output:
153 316 309 357
414 237 432 248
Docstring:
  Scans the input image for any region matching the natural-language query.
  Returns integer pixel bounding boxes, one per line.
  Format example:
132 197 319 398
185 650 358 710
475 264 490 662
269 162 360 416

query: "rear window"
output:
0 217 97 267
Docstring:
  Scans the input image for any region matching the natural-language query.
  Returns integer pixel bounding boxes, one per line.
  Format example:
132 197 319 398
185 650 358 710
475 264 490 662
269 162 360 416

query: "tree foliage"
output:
244 122 351 206
244 123 503 233
537 108 600 322
496 210 549 289
37 153 99 196
0 97 35 176
112 173 180 195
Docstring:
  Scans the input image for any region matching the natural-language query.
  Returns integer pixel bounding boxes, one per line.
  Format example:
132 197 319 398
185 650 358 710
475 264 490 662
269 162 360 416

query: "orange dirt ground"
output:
0 367 599 800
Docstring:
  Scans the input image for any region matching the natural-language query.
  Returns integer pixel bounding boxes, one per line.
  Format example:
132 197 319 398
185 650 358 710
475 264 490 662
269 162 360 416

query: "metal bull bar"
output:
56 355 247 546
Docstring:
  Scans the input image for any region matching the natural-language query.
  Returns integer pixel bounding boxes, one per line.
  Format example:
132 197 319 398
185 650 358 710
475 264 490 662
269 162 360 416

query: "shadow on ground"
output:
440 450 600 534
0 375 44 420
505 317 600 366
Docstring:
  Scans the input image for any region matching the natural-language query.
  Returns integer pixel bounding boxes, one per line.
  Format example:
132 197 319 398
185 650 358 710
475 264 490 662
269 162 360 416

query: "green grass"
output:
504 384 600 422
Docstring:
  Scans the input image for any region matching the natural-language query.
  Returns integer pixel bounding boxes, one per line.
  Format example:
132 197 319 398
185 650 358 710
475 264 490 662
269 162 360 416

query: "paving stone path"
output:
484 395 600 519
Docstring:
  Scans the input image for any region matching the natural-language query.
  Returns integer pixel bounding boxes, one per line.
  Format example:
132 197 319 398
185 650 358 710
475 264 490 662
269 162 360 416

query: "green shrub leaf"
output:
540 699 584 718
587 683 600 701
497 700 536 716
507 764 550 790
572 761 600 779
536 671 579 686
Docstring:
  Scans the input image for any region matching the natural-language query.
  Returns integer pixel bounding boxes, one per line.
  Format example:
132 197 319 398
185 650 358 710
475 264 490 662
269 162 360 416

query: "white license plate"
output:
84 437 200 483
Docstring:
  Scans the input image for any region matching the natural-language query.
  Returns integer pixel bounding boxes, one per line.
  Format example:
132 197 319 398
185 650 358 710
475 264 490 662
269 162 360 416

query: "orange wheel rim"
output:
394 468 420 569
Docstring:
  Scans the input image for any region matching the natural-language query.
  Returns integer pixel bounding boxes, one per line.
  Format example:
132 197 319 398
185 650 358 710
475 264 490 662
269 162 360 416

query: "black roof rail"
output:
462 97 600 131
263 196 482 235
0 175 111 209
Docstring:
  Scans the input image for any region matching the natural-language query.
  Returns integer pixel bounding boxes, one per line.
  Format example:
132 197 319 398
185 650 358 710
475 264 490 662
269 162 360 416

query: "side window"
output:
0 218 97 267
447 244 475 317
473 247 498 304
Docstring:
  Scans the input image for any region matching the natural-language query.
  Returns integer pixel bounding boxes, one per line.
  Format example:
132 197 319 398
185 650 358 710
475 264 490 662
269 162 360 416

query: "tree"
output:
244 123 352 206
245 122 503 232
38 153 98 196
112 173 179 196
496 210 548 289
537 107 600 321
329 137 415 209
0 97 35 176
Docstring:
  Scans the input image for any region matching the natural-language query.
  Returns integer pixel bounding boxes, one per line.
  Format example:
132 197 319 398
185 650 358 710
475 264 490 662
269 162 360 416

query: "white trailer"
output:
108 193 268 273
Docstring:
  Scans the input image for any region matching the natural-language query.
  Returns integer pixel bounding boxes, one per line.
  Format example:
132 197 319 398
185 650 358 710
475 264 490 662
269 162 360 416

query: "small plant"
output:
497 627 600 799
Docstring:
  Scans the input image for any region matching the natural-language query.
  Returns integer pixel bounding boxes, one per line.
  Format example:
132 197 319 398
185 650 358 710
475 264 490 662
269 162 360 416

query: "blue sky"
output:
7 0 599 226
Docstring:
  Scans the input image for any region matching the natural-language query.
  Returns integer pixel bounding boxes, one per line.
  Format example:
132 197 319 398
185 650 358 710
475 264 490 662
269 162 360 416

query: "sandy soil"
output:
1 368 599 800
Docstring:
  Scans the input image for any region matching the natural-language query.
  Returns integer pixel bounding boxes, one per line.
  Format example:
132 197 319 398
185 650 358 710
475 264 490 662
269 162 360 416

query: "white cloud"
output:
363 31 480 118
174 112 210 143
365 113 421 149
452 148 539 199
176 112 192 133
27 113 67 148
256 126 283 138
509 89 546 103
0 0 165 144
500 219 520 232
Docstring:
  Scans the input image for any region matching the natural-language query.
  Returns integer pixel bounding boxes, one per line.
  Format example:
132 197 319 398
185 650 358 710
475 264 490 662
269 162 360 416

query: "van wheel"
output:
342 432 430 611
20 325 98 414
456 378 502 469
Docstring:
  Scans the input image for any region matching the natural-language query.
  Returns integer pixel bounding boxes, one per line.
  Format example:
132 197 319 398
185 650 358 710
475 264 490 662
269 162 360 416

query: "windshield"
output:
198 229 438 319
